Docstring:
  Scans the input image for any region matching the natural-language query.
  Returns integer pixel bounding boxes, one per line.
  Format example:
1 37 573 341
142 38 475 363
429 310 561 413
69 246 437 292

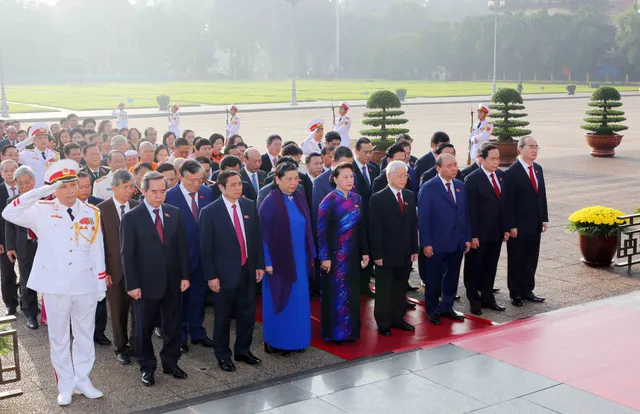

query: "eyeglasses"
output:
524 145 540 150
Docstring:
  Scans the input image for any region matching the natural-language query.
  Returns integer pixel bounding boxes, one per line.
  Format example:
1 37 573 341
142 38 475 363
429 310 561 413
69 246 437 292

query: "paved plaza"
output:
1 95 640 412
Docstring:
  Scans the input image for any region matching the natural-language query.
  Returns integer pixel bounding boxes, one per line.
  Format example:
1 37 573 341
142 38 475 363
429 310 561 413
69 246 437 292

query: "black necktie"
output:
41 151 47 160
477 122 482 129
67 208 74 221
120 205 126 219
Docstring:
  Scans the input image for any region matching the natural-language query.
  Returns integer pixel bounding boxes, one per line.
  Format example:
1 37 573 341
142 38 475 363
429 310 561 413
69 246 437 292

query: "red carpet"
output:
256 297 494 360
453 295 640 411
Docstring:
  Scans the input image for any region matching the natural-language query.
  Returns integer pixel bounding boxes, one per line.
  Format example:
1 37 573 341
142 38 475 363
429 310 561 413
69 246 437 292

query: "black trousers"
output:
507 233 541 299
360 262 374 293
464 240 502 306
106 280 135 353
16 241 38 318
212 265 255 360
95 299 107 337
374 264 411 330
133 283 181 374
0 251 18 310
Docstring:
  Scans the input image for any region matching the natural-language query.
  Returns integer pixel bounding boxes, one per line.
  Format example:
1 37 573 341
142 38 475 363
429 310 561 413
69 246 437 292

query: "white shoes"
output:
74 384 104 399
57 392 73 406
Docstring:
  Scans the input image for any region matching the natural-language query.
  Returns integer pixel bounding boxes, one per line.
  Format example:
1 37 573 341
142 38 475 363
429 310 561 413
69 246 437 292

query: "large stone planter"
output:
585 133 623 157
579 233 617 267
493 141 518 167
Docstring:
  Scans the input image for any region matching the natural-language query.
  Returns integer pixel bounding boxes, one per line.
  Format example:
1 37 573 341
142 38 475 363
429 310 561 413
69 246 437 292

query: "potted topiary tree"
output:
156 95 171 111
396 88 407 101
360 90 409 163
566 84 577 95
581 86 628 157
489 88 531 166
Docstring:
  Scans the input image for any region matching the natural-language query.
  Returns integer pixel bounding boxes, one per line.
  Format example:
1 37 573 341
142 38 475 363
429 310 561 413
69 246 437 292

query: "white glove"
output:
35 181 62 198
97 292 106 302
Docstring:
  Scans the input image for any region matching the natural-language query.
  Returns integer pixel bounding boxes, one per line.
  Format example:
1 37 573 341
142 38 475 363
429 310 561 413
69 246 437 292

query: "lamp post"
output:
285 0 302 105
488 1 505 96
0 54 8 118
334 0 340 78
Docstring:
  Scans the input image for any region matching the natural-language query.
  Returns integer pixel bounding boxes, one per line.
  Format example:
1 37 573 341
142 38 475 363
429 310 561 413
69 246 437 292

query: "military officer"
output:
2 159 107 406
80 144 110 190
93 150 127 200
16 123 60 187
469 103 494 162
112 101 129 130
333 101 351 148
168 102 181 137
226 104 240 139
300 118 324 155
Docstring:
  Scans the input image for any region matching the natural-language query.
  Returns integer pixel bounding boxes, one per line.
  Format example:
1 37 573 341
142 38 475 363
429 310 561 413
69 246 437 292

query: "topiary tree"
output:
360 90 409 150
581 86 628 136
489 88 531 144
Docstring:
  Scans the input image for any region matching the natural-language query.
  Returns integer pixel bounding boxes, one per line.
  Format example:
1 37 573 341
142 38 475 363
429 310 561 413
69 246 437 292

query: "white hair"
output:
110 135 128 149
173 157 185 170
138 141 154 152
0 159 17 171
386 160 408 177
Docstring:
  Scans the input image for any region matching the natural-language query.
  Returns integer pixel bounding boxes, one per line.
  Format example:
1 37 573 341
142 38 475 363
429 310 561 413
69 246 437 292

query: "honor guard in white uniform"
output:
17 122 60 188
2 159 106 406
112 101 129 129
168 102 181 137
226 104 240 138
469 103 494 161
300 118 325 155
333 101 351 148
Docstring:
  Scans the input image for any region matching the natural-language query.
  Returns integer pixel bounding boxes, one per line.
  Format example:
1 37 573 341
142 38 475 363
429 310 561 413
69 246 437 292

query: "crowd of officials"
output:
0 102 548 405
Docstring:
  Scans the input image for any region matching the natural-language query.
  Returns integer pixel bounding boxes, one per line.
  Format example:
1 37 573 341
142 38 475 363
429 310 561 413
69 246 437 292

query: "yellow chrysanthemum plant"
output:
567 206 626 238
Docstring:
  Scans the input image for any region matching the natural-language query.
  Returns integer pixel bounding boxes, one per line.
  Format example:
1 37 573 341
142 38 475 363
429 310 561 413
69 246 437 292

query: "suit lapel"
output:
437 179 457 208
386 187 404 217
139 204 163 245
239 199 251 249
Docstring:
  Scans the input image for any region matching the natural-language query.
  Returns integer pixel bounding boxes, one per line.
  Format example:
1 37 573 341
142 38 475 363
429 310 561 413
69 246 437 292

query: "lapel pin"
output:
199 195 204 199
243 215 249 219
404 202 408 206
164 213 170 217
456 188 460 193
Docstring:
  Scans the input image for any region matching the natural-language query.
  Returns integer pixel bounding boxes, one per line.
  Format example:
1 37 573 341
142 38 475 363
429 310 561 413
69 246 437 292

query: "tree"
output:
581 86 628 135
360 90 409 150
489 88 531 143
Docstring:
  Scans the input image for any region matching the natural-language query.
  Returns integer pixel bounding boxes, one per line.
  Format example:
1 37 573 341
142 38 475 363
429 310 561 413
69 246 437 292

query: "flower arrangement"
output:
567 206 625 238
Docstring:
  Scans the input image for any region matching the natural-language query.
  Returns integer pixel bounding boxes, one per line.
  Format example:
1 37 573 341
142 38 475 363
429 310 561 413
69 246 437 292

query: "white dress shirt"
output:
518 158 538 187
179 182 198 211
112 197 131 219
222 196 247 252
388 184 403 203
143 199 164 226
438 175 456 203
355 160 371 186
244 166 260 190
481 165 501 192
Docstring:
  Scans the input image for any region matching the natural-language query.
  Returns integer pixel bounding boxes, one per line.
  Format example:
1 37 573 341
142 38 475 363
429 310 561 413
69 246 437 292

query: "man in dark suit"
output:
418 153 471 325
414 131 450 180
312 146 354 224
503 137 548 307
372 144 418 195
0 160 18 316
200 170 265 373
460 157 480 180
260 134 282 173
463 144 508 315
379 133 417 170
419 143 460 186
121 171 190 386
98 170 139 365
370 161 419 335
165 160 215 352
209 155 257 201
241 148 267 194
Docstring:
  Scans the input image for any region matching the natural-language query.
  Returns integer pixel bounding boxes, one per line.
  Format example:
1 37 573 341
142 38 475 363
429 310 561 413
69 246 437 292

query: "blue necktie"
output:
362 166 370 188
251 173 259 193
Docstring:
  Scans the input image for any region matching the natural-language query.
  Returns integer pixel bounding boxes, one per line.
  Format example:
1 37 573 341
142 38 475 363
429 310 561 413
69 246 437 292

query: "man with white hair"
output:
137 141 157 169
4 126 18 146
369 160 418 336
110 134 129 153
16 122 60 187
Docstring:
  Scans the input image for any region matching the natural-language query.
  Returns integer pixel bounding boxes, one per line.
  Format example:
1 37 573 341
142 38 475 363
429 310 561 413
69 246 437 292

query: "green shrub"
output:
489 88 531 144
360 90 409 142
581 86 628 135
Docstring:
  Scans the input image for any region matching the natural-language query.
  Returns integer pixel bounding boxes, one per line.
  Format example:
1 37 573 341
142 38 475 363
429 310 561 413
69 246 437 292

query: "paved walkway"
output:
8 91 640 122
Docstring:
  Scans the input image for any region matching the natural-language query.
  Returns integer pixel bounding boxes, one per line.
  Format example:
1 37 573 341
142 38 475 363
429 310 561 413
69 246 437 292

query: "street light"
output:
0 54 8 118
285 0 303 105
488 1 506 96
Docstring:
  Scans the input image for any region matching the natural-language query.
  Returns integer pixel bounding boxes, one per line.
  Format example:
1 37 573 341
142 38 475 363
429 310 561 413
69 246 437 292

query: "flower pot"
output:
585 133 623 157
492 141 518 167
578 233 617 267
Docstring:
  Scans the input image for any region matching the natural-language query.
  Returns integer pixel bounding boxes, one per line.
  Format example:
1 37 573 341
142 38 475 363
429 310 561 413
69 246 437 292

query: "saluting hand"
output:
180 280 190 292
127 288 142 300
256 270 265 283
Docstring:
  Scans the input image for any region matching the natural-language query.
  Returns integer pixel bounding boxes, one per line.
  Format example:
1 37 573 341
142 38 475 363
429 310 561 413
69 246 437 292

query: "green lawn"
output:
5 80 639 113
4 103 58 114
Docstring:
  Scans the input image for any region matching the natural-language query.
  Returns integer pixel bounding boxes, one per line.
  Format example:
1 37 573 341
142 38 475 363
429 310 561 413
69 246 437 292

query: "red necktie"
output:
446 182 456 205
490 173 501 198
27 229 37 240
232 205 247 265
396 191 404 214
189 192 198 221
153 209 164 243
528 165 538 193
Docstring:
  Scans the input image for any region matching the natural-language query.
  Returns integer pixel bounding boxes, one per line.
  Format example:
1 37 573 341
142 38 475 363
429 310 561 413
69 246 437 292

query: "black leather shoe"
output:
153 327 163 338
378 328 391 336
6 306 16 316
441 311 465 321
470 304 483 316
492 288 500 293
511 297 524 307
94 334 112 346
191 337 214 348
406 301 416 309
428 314 441 325
235 352 262 366
26 316 39 330
117 353 131 365
163 365 188 379
218 358 236 372
525 293 545 303
180 343 189 353
363 290 375 298
391 321 415 331
141 372 155 386
482 303 506 312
